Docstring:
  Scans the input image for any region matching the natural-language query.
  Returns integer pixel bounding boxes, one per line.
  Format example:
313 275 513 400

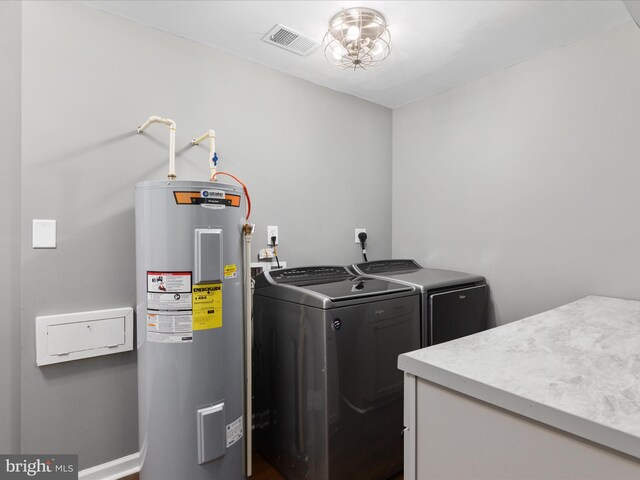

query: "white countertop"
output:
398 295 640 458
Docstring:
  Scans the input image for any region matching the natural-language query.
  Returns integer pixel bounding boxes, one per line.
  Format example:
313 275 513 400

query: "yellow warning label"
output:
224 264 237 279
192 283 222 330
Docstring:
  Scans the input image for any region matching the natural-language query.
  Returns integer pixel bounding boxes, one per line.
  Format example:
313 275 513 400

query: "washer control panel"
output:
268 266 351 284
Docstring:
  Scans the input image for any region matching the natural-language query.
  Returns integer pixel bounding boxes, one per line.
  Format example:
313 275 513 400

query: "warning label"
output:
147 271 193 343
147 314 193 343
192 283 223 330
226 416 243 448
147 271 191 293
224 264 237 279
147 292 191 311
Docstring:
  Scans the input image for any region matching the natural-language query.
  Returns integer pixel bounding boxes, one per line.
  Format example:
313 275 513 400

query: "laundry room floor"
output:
251 449 285 480
115 450 284 480
117 450 403 479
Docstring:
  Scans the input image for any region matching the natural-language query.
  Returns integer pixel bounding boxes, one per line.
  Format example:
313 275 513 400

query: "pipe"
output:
242 222 254 477
192 130 217 181
137 116 177 180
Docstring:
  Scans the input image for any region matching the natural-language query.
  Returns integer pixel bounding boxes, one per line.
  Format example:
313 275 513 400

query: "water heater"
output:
135 180 246 480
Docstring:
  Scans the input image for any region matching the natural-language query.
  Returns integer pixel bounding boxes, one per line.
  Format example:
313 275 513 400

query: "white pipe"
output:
192 130 217 181
242 223 254 477
137 116 177 180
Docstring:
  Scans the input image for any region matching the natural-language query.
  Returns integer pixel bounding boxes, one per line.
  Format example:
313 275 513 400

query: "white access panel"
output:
36 307 133 366
197 402 226 465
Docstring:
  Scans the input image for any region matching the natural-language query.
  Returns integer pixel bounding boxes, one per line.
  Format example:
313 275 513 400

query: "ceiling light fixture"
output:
323 7 391 70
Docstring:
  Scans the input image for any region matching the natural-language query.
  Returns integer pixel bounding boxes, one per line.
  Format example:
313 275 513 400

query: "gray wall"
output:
624 1 640 28
0 0 21 454
20 1 391 468
392 22 640 326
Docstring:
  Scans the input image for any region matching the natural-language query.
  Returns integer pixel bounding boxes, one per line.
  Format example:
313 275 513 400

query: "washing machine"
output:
253 266 420 480
350 259 487 347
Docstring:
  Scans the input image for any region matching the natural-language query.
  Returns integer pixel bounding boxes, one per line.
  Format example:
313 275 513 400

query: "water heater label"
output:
147 293 192 311
226 416 243 448
224 264 237 279
147 271 193 343
147 271 191 293
192 283 222 330
146 314 193 343
173 191 241 208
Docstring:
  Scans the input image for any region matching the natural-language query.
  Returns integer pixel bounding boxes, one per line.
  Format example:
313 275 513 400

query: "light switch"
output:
33 219 56 248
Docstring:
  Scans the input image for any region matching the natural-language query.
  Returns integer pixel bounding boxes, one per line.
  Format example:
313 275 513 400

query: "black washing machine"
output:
253 266 420 480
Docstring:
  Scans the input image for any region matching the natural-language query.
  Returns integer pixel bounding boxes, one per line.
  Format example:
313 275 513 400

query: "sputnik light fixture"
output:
323 7 391 70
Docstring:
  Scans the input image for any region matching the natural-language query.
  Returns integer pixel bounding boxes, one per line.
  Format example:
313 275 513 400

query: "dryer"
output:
253 266 420 480
350 259 487 347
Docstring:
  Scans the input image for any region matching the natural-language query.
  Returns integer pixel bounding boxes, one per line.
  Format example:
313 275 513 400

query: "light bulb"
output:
370 42 383 56
346 25 360 41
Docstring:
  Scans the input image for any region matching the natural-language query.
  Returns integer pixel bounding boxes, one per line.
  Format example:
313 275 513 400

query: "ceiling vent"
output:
262 24 319 56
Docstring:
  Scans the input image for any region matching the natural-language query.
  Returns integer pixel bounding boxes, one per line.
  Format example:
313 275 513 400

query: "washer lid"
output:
299 277 412 302
254 265 415 308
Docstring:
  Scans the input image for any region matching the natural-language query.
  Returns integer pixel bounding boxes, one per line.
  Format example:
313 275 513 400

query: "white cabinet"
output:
402 373 640 479
400 297 640 478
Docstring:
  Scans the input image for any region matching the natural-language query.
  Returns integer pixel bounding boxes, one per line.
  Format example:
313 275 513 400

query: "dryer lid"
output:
352 259 485 292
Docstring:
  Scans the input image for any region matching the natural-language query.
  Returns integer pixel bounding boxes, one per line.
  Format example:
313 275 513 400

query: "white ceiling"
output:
82 1 635 108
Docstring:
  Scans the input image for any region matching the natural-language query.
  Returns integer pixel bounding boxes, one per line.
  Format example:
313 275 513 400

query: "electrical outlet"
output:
355 228 366 244
267 226 278 246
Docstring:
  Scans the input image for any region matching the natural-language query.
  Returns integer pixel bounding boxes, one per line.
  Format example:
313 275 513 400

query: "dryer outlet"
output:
267 226 278 246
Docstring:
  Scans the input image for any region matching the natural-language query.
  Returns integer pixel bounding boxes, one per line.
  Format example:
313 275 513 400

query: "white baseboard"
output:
79 452 140 480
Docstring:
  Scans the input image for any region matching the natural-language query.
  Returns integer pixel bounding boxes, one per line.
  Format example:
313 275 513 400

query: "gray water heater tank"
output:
135 180 246 480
